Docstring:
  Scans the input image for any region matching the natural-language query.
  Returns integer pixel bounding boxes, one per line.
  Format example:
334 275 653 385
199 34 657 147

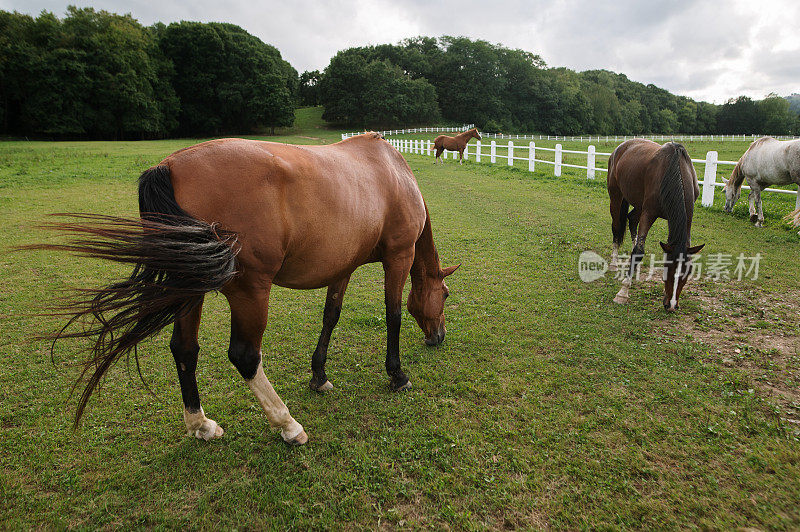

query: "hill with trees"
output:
1 9 797 139
0 8 296 139
310 36 799 135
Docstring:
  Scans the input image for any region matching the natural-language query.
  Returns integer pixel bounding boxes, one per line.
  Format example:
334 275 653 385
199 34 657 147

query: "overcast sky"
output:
3 0 798 104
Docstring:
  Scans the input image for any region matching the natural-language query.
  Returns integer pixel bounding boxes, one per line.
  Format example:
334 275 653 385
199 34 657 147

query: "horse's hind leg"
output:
628 207 640 241
310 276 350 392
754 188 765 227
459 149 464 165
225 279 307 445
609 188 628 271
614 212 653 304
435 148 444 164
383 250 415 391
171 298 224 441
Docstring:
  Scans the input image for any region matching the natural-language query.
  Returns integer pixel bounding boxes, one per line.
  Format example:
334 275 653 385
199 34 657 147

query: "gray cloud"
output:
2 0 797 103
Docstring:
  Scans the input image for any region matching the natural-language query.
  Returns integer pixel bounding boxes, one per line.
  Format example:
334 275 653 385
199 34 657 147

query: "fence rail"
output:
472 133 800 143
341 124 474 140
386 138 800 211
344 127 798 143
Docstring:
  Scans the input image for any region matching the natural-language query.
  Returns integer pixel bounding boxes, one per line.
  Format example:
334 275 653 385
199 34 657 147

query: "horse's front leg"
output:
614 213 653 304
310 276 350 392
748 182 763 226
382 250 414 391
224 277 307 445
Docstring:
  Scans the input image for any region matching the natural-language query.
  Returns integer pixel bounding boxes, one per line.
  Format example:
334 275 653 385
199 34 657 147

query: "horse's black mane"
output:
659 142 689 261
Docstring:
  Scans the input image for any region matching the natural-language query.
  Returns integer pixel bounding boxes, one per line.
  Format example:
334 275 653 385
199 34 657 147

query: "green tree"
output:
717 96 760 134
319 51 439 127
758 94 795 135
0 8 177 138
159 21 295 135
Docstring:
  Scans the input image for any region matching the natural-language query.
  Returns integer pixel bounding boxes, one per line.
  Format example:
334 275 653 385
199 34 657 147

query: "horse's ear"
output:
688 243 705 255
441 263 461 278
659 241 672 253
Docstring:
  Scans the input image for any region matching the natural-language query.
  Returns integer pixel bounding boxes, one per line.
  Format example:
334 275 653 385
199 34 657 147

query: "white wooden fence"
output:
476 133 800 143
386 138 800 210
344 128 798 143
341 124 474 140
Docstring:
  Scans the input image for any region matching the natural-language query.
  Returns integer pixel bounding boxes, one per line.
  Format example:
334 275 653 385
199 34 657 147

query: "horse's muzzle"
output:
424 324 446 346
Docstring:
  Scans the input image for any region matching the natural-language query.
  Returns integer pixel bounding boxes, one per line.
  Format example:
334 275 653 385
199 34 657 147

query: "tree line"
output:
2 9 797 139
0 8 296 139
305 36 800 135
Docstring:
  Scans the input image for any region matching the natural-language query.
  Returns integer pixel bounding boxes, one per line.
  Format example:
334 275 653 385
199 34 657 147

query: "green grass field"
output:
2 112 800 529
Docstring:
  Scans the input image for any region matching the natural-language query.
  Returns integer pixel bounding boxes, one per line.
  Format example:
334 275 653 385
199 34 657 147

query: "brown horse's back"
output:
162 135 426 289
608 139 697 213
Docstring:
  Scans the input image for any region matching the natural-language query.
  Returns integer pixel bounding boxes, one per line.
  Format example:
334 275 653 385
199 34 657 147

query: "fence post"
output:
701 150 718 207
508 141 514 166
587 145 595 179
555 143 562 177
528 142 535 172
796 186 800 211
491 141 496 163
476 141 481 162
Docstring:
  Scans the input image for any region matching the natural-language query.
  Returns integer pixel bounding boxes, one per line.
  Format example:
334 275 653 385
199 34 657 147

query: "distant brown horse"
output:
608 139 704 311
29 133 459 445
431 128 481 164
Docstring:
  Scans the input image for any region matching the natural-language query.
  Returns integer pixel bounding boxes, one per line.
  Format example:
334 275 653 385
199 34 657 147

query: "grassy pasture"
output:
1 120 800 529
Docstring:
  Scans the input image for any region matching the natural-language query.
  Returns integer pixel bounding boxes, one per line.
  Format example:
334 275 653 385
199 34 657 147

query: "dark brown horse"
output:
29 133 459 445
607 139 704 311
431 128 481 164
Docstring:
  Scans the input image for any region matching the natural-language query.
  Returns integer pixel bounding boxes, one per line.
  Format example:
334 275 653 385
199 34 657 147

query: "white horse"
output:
723 137 800 227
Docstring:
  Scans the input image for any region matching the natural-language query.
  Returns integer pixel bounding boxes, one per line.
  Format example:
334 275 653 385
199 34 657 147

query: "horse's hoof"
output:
310 379 333 393
612 294 629 305
755 221 764 228
391 380 412 392
192 419 224 441
283 429 308 446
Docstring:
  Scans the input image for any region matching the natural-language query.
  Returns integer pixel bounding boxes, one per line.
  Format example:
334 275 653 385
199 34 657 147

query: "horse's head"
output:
660 242 705 311
471 128 482 141
723 180 740 213
407 264 459 346
723 164 743 212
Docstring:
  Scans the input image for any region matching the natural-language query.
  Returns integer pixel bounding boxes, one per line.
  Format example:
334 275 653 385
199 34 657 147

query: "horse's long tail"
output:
783 207 800 229
20 166 239 425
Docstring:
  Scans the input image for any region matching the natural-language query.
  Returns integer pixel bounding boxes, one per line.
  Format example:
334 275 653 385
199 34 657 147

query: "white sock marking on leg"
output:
246 362 304 442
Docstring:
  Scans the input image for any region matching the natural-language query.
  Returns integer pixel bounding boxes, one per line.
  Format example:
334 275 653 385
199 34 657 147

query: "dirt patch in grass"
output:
666 281 800 422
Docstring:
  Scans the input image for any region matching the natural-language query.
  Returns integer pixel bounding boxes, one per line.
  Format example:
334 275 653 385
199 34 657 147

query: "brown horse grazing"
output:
28 133 459 445
607 139 704 311
431 128 481 164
